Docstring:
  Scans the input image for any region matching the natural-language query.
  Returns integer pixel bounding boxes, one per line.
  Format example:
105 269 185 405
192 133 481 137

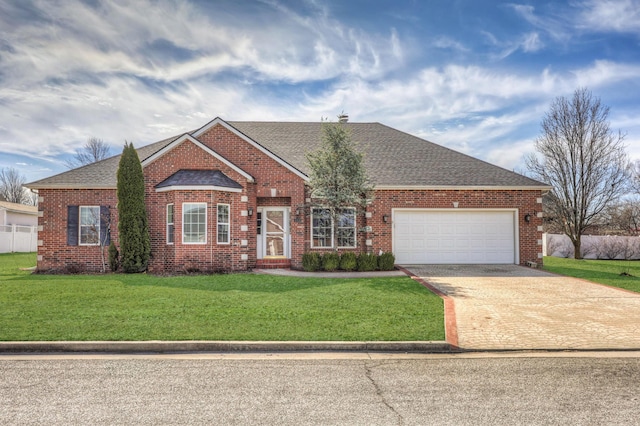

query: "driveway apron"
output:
403 264 640 350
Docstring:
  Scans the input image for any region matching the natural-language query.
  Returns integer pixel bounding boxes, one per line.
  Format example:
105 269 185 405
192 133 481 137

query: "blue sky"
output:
1 0 639 183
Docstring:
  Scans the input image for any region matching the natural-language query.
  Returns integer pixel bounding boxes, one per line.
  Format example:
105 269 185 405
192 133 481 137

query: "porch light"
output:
524 213 531 223
296 206 304 216
382 214 390 223
248 207 253 217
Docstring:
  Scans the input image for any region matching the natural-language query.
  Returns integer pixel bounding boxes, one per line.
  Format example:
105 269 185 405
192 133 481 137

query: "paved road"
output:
403 264 640 350
1 353 639 425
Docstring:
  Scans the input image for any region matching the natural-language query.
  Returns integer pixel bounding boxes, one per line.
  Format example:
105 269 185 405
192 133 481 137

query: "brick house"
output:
26 117 549 273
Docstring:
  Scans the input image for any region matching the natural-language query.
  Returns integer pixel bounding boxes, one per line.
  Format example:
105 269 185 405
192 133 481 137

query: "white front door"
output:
258 207 290 259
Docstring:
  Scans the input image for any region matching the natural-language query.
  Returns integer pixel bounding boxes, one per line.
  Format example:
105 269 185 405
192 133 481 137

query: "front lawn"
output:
0 253 444 341
543 256 640 293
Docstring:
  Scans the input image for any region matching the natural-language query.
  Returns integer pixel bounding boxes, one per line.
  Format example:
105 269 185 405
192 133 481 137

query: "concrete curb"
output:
0 340 454 354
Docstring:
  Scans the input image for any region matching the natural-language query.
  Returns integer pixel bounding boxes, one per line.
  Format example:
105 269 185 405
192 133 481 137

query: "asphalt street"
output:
1 353 639 425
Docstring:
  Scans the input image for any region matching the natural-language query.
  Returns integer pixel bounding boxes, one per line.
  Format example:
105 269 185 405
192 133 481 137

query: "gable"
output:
193 118 308 182
141 133 254 183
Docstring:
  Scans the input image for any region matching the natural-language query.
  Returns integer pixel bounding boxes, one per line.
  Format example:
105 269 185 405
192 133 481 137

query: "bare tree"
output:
65 137 112 169
526 88 630 259
0 167 29 204
602 199 640 235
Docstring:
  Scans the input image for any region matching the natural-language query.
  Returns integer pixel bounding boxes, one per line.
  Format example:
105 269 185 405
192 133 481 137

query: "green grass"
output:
543 256 640 293
0 252 444 341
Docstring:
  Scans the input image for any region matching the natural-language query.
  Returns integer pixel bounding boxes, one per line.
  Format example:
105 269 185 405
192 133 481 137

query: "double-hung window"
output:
336 208 356 248
217 204 230 244
311 207 356 248
79 206 100 245
311 208 332 248
183 203 207 244
166 204 174 244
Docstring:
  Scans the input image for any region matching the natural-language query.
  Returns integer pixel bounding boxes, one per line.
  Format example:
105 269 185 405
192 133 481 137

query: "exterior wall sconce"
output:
383 214 390 223
296 206 304 216
524 210 536 223
247 207 253 217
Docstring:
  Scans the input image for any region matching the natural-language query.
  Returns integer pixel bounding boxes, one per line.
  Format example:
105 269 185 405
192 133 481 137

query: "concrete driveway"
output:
402 264 640 351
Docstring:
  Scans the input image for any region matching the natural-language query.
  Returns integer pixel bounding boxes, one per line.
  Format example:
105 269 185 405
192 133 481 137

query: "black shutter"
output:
67 206 79 246
100 206 110 246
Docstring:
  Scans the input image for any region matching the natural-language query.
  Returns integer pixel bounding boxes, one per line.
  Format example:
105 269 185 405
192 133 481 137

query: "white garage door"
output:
393 210 516 264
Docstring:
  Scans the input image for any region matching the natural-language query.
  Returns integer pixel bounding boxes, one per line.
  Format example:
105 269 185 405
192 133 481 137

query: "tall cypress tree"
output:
117 142 150 272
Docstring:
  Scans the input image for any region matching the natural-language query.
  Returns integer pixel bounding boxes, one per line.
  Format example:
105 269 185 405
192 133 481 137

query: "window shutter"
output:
67 205 79 246
100 205 110 246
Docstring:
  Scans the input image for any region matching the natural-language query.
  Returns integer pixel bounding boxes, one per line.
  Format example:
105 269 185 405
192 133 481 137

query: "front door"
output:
260 207 290 258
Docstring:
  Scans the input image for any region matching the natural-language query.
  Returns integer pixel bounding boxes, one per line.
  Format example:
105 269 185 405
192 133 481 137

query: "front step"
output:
255 259 291 269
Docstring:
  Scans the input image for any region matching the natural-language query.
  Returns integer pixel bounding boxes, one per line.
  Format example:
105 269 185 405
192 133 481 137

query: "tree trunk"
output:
573 237 582 260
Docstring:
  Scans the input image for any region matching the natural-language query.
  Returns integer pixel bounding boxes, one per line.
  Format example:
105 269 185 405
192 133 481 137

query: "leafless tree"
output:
0 167 29 204
526 88 630 259
621 238 639 260
65 137 112 169
602 199 640 235
596 236 626 260
87 207 111 273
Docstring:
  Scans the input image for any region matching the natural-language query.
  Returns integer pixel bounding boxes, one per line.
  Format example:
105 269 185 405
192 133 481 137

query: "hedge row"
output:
302 252 396 272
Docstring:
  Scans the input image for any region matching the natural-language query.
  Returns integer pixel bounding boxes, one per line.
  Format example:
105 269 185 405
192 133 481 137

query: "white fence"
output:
544 233 640 260
0 225 37 253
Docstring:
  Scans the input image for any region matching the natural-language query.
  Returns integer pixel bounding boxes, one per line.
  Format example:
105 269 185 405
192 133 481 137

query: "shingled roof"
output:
26 119 548 189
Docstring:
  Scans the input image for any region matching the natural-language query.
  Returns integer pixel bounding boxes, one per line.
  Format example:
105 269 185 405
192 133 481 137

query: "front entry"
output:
257 207 290 259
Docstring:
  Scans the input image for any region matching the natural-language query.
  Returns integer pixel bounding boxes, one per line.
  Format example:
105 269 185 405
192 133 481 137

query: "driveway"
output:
402 264 640 350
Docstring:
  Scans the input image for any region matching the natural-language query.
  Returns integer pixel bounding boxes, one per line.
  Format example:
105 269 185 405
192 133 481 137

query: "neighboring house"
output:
0 200 38 227
0 200 38 253
26 117 550 273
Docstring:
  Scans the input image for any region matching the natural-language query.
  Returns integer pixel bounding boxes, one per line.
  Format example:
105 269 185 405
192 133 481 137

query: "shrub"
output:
378 252 395 271
302 252 321 272
322 252 340 271
108 242 119 272
117 142 151 273
357 253 378 272
339 252 357 271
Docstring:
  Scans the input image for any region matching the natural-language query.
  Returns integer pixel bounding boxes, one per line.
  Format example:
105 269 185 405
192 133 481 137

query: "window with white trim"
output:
311 207 356 248
217 203 230 244
336 208 356 248
79 206 100 245
183 203 207 244
166 204 174 244
311 208 332 248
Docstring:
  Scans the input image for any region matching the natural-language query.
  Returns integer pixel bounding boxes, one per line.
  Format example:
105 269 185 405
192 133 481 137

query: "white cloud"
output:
432 36 469 52
576 0 640 34
572 60 640 88
508 3 570 42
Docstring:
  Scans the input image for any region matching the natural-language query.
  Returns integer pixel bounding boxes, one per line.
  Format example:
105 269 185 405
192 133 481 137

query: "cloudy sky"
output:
1 0 639 183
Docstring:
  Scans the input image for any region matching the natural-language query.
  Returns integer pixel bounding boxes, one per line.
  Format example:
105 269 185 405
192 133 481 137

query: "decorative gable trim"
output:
156 185 243 193
141 134 255 183
192 117 309 182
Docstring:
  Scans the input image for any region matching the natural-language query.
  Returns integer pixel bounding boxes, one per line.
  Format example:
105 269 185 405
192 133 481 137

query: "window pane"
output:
79 206 99 245
167 204 174 244
217 204 230 244
183 203 206 243
312 208 332 248
337 208 356 248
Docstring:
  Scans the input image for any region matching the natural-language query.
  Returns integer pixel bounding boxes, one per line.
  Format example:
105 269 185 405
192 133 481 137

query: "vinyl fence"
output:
543 233 640 260
0 225 37 253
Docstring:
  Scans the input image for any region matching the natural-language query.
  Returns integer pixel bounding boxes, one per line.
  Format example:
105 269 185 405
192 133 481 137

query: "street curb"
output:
0 341 454 354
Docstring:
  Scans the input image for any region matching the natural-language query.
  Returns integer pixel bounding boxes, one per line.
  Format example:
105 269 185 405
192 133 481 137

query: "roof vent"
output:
338 113 349 123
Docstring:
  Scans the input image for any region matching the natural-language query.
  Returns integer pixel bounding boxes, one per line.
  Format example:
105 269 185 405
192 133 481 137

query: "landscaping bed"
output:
0 253 444 341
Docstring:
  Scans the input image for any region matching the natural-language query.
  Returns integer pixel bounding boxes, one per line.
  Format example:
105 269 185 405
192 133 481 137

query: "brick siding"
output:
35 124 543 273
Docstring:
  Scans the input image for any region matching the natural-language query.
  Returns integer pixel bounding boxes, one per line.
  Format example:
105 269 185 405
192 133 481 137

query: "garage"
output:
393 209 517 264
